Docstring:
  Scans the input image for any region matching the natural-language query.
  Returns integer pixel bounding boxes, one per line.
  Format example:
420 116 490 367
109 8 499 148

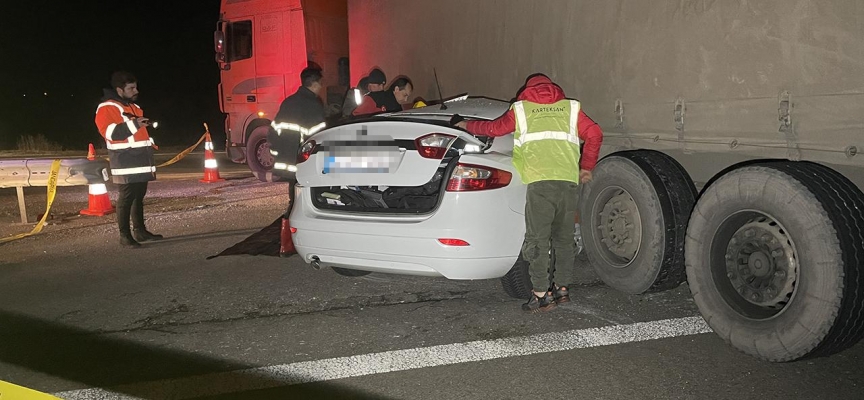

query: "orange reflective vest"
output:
94 99 156 184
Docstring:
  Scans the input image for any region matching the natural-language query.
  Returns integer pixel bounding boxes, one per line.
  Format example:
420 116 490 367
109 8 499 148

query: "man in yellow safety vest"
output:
456 73 603 313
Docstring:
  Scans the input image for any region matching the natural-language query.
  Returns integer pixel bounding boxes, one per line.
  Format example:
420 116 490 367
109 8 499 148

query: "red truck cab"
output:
215 0 348 181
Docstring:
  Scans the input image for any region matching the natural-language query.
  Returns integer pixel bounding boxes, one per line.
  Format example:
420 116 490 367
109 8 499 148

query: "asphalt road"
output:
0 169 862 399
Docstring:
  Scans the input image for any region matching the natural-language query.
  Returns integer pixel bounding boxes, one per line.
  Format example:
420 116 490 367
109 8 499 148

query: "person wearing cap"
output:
342 69 385 118
365 68 387 93
351 76 413 117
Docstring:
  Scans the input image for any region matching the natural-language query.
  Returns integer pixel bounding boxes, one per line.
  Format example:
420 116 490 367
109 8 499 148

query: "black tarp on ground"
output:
207 216 294 259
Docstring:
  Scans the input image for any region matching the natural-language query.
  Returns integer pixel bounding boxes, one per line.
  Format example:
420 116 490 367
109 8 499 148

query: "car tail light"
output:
415 133 455 159
438 238 470 246
298 140 316 163
446 163 512 192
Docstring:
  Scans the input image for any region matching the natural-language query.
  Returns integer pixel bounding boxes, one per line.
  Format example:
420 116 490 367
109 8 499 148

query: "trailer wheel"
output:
331 267 372 277
246 126 280 182
580 151 696 294
500 252 532 299
685 162 864 361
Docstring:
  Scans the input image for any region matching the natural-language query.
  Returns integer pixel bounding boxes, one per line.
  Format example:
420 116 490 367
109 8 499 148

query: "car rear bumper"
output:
289 185 525 280
296 243 515 279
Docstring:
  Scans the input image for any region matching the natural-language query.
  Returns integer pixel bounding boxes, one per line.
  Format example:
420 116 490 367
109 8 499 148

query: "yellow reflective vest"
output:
512 99 582 184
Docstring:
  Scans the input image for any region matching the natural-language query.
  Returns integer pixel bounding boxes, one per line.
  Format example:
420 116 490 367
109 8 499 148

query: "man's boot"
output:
133 229 164 242
120 233 141 248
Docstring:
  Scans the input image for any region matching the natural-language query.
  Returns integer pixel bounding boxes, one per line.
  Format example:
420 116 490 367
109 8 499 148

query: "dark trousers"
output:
117 182 149 235
522 180 580 292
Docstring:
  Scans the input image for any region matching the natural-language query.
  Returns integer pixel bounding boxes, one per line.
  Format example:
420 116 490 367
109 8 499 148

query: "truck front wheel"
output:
246 126 281 182
685 162 864 361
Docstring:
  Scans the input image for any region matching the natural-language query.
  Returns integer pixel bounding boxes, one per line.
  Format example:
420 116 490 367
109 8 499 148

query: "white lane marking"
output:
54 316 712 400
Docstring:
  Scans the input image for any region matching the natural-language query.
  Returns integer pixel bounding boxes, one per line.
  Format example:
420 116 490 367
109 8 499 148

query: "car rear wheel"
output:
500 251 532 299
580 150 697 294
246 126 281 182
686 162 864 361
331 267 372 277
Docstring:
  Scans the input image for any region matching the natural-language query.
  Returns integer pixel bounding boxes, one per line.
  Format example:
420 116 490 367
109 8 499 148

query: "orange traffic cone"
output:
81 144 115 216
200 132 225 183
280 217 296 257
80 182 115 216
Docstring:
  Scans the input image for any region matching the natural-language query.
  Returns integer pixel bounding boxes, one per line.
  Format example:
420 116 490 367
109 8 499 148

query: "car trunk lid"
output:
296 120 484 187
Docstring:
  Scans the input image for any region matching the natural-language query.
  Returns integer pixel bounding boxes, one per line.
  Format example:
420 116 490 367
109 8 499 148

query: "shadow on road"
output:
133 218 290 260
0 310 393 399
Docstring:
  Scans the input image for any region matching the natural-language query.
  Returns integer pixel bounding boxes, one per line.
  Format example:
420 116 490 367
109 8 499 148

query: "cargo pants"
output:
522 180 580 292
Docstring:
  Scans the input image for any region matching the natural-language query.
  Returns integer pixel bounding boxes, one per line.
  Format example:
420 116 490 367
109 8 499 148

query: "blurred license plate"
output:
323 153 396 173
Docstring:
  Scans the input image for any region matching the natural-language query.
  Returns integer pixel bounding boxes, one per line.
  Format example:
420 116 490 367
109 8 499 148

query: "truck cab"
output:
214 0 349 181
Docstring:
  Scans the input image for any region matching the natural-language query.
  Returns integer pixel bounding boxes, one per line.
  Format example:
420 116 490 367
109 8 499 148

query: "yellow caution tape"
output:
0 159 61 244
0 380 62 399
156 125 210 168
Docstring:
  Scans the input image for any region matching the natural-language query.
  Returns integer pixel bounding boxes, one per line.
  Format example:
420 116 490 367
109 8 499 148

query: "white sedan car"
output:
290 97 534 297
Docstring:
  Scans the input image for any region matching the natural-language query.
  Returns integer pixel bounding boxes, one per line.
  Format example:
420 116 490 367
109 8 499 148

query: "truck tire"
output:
580 150 697 294
500 252 532 299
686 162 864 362
246 126 281 182
331 267 372 277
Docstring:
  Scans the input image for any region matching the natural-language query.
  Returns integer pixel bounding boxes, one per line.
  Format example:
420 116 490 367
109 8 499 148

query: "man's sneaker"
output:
120 235 142 248
552 286 570 304
522 292 557 313
133 230 164 242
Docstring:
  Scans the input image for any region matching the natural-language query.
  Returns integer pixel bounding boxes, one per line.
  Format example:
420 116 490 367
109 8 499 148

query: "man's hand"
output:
136 117 151 127
455 121 467 129
580 170 593 183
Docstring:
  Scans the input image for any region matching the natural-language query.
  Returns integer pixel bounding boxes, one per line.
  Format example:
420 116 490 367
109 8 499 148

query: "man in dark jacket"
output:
268 67 327 255
455 74 603 313
269 67 327 178
94 71 163 248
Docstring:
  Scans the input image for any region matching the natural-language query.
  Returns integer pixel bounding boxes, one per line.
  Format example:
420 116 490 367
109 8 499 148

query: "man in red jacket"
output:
455 74 603 312
94 71 163 248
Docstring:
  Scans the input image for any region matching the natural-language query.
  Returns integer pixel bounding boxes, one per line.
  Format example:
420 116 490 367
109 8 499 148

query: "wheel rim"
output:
711 211 799 319
592 186 643 268
255 138 274 169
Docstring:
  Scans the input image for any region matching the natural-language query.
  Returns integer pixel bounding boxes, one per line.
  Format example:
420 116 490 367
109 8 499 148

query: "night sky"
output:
0 1 224 150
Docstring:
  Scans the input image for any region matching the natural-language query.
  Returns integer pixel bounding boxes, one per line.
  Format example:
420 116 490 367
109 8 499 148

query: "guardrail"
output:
0 158 109 224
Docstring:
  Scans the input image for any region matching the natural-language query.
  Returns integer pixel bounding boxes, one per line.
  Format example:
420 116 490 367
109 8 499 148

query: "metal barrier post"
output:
16 186 28 224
